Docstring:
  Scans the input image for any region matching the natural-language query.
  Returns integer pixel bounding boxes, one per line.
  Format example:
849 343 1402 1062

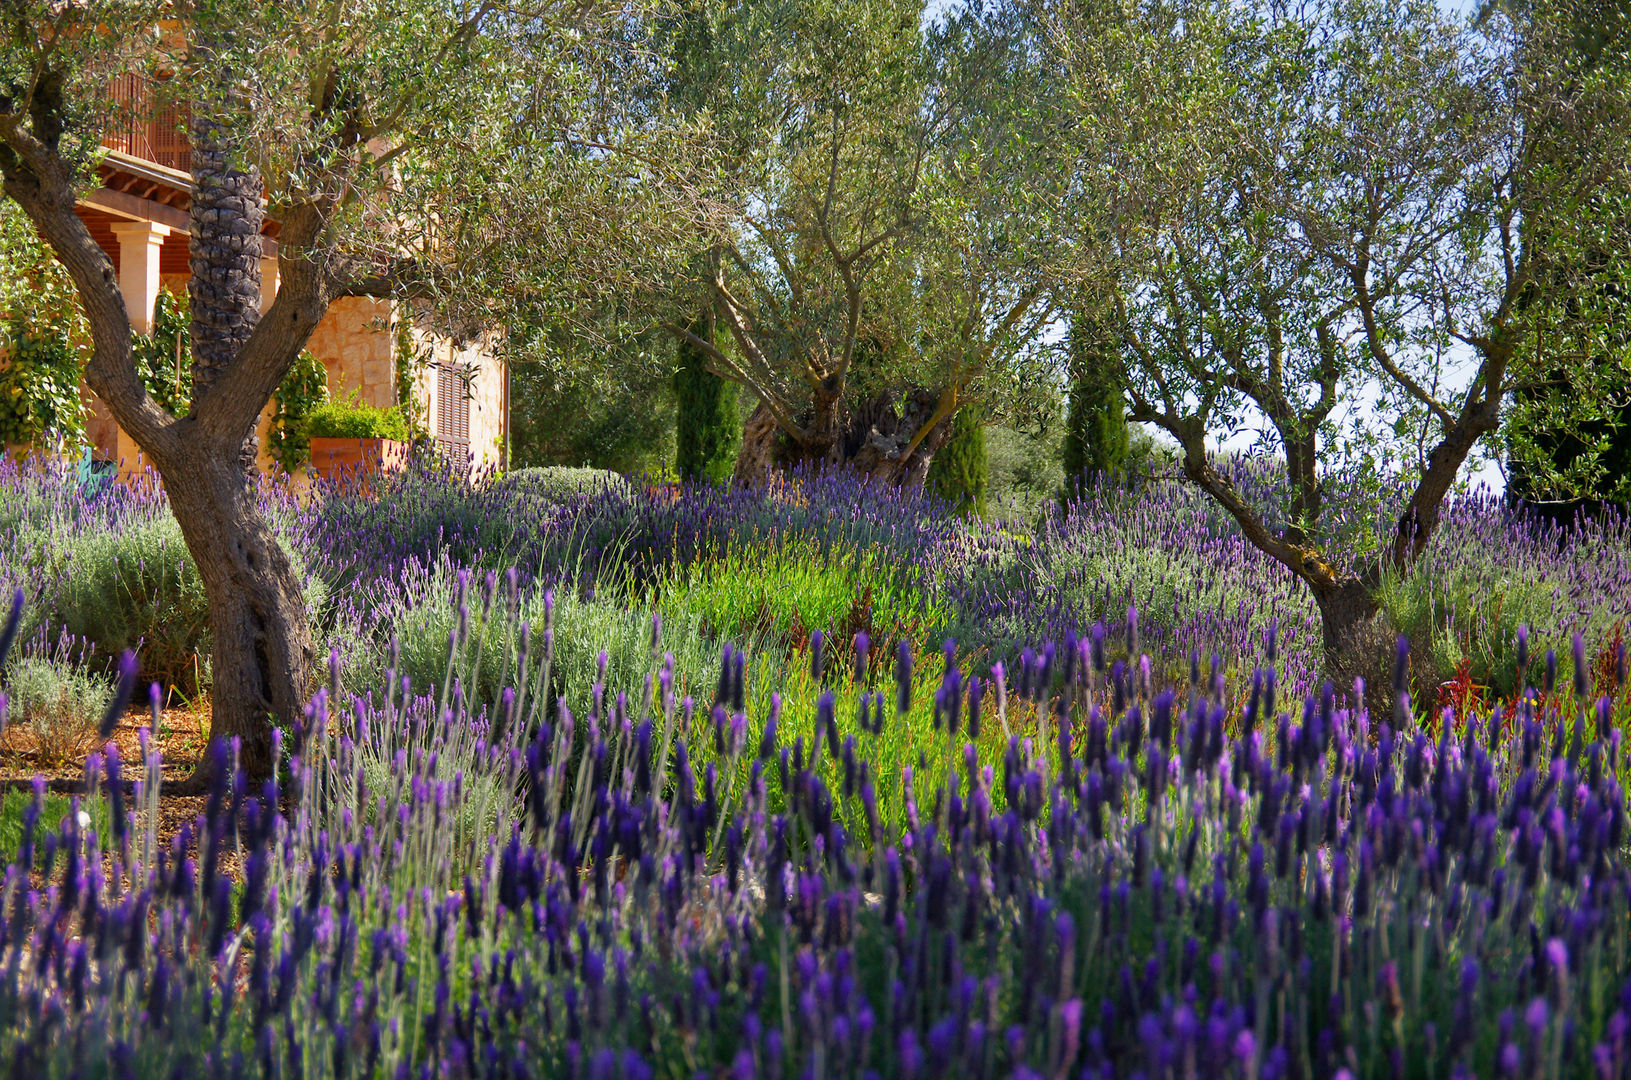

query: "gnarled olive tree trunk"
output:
163 435 314 778
1 77 329 782
733 388 954 488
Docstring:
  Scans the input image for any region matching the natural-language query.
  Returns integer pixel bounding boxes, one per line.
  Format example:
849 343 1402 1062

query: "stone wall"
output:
306 297 396 408
84 284 508 479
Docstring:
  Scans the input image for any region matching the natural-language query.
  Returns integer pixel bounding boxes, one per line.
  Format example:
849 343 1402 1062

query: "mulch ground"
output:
1 700 217 849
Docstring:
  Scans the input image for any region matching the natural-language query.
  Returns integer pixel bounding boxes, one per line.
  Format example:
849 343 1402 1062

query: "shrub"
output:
1 655 110 764
1060 309 1131 495
493 466 633 502
303 395 410 441
48 512 325 694
49 514 210 693
337 553 723 717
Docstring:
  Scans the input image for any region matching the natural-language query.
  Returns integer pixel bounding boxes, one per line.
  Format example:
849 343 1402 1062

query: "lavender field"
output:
2 458 1631 1078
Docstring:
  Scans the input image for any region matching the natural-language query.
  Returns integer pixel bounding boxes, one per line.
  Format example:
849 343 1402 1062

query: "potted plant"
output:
304 394 413 484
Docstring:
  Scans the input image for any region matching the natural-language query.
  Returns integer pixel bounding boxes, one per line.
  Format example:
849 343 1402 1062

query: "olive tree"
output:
666 0 1069 486
1041 0 1631 657
0 0 704 777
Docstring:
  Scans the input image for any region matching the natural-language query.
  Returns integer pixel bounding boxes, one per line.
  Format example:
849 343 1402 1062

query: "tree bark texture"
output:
733 401 781 487
732 388 953 489
164 443 314 778
1308 576 1380 660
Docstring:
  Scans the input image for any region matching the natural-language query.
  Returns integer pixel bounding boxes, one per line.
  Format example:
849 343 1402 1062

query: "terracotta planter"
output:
646 481 683 505
307 437 411 486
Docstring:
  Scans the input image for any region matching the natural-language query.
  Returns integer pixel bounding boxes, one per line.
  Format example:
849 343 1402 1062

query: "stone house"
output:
77 76 508 477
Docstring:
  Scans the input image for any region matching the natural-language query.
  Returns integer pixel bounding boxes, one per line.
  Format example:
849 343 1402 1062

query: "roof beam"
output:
79 187 279 259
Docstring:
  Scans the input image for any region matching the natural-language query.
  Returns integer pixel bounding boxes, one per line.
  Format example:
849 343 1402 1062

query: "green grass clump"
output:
652 539 946 656
0 790 108 865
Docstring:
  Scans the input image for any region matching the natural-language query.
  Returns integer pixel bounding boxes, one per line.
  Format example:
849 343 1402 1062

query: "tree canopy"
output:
1038 0 1631 652
663 0 1070 485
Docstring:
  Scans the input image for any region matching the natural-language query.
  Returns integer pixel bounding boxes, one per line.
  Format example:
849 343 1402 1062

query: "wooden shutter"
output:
435 364 470 463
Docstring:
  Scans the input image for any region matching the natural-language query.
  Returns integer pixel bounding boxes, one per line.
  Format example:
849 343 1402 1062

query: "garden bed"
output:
2 459 1630 1077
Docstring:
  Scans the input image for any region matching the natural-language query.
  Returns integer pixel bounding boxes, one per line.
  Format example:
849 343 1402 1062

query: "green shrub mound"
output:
1 654 110 760
492 466 633 502
50 515 211 694
304 397 411 441
46 512 325 695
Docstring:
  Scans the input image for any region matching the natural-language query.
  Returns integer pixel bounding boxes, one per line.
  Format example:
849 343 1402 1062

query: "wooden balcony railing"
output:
103 73 191 175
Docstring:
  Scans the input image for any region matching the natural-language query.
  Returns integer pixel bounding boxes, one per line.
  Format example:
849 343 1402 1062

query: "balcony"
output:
103 73 191 176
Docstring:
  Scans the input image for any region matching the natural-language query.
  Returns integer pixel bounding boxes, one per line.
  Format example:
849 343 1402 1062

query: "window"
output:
435 363 470 463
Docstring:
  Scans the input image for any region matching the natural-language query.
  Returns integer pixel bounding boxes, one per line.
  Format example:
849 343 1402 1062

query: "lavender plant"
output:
0 575 1626 1079
1374 494 1631 695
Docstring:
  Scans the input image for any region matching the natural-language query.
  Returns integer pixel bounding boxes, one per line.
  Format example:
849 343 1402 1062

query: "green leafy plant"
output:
0 316 85 449
48 509 325 695
133 289 192 416
269 350 329 471
303 392 410 442
0 205 87 449
393 314 429 440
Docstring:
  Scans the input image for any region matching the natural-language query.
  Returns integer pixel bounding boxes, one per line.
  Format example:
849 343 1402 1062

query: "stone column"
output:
259 254 279 315
108 221 170 334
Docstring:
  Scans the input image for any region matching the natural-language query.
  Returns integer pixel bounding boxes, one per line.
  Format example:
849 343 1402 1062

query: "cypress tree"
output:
927 407 988 517
1061 307 1130 498
674 314 735 483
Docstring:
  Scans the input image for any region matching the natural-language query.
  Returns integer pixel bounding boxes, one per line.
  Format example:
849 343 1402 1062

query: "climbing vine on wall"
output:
0 315 86 448
394 311 429 440
0 205 88 449
134 289 193 416
269 350 329 473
